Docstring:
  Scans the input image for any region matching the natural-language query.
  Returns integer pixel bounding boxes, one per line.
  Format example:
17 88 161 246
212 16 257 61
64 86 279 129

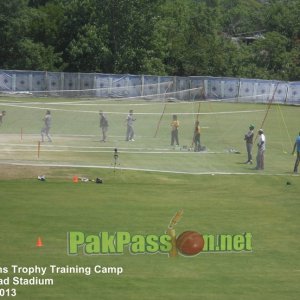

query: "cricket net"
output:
0 86 297 175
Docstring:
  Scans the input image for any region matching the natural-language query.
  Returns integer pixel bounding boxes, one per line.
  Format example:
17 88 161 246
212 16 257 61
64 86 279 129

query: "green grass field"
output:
0 97 299 299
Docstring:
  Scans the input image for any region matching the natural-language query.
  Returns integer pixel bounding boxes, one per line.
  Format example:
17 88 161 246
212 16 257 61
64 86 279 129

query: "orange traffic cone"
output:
36 237 43 247
73 176 79 183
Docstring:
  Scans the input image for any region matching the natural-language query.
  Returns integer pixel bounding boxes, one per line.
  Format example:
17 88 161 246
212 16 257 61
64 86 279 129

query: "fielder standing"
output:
126 109 136 141
99 111 108 142
41 110 52 142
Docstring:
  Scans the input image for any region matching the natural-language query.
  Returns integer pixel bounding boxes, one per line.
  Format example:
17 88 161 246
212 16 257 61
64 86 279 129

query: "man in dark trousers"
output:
244 124 255 164
292 132 300 173
171 115 179 146
255 129 265 170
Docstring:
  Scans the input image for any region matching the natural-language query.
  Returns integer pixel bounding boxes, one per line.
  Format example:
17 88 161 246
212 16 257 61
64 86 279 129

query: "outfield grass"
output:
0 167 299 300
0 97 299 299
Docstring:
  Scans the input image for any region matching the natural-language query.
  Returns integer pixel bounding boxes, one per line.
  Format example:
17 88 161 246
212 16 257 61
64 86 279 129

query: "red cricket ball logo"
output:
166 209 205 257
176 231 205 256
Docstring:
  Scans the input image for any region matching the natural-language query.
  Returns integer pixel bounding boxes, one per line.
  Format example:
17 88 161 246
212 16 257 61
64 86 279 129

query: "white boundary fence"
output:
0 70 299 104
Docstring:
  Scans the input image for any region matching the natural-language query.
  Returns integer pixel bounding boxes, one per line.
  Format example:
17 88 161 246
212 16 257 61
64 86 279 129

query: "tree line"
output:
0 0 299 80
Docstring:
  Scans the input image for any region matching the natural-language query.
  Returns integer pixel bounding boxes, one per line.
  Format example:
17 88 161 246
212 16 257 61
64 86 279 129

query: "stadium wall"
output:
0 69 299 104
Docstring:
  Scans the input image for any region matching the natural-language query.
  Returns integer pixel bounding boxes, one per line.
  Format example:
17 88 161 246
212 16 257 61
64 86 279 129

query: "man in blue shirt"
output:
292 132 300 173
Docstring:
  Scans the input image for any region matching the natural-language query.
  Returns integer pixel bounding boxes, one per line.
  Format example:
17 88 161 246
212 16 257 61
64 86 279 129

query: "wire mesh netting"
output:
0 93 298 175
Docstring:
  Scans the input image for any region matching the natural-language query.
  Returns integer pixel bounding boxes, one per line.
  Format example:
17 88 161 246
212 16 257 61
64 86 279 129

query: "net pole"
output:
190 98 201 148
236 78 241 103
254 82 280 143
153 102 167 138
37 141 41 159
276 104 286 154
153 81 173 138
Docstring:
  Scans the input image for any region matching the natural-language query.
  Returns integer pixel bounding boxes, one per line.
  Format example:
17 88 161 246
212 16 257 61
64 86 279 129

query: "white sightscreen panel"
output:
223 79 239 99
288 83 300 104
32 73 46 91
207 79 222 99
48 73 61 90
79 74 94 90
274 83 289 102
176 77 190 100
190 78 205 99
127 76 142 97
239 80 256 102
64 73 78 90
15 73 29 91
111 75 129 97
0 72 12 91
96 75 109 97
143 76 158 96
256 81 272 103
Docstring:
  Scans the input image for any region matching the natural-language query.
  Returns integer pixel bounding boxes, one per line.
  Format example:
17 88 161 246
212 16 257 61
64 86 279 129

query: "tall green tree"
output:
247 32 297 80
0 0 63 70
220 0 265 35
0 0 299 80
66 24 112 72
263 0 300 40
56 0 108 72
0 0 28 68
96 0 163 74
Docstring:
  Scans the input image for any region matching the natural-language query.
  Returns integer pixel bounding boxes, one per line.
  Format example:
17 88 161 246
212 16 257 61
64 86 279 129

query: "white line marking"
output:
1 102 266 115
1 161 298 177
0 148 222 154
0 142 221 153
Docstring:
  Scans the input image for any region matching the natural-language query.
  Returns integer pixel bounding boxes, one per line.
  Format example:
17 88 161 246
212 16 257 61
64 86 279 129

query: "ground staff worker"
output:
244 124 255 164
171 115 179 146
255 129 265 170
292 132 300 173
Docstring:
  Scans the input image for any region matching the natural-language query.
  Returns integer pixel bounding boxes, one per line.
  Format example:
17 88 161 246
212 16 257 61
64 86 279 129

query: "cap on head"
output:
249 124 255 130
258 129 264 134
46 110 51 114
